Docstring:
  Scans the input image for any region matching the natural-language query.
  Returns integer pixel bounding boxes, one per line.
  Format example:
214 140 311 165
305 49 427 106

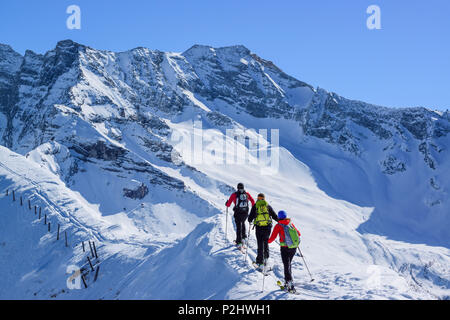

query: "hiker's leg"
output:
255 228 264 264
281 246 292 282
288 248 297 282
234 214 242 243
241 214 248 240
263 226 271 260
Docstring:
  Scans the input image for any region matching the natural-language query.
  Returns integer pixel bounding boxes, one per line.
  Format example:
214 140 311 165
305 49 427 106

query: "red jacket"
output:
226 191 255 208
268 219 301 246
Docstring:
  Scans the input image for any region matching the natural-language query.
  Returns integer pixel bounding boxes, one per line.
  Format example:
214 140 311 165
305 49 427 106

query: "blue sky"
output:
1 0 449 110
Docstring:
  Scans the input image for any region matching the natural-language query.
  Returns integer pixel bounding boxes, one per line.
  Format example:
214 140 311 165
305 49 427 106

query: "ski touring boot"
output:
277 280 297 294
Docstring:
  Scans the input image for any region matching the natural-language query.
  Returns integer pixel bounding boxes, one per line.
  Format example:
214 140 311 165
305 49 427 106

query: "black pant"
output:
281 246 297 282
255 226 272 264
234 211 248 244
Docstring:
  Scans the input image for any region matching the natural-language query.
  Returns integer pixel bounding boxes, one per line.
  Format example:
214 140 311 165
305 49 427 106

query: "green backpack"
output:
281 223 300 248
254 200 272 227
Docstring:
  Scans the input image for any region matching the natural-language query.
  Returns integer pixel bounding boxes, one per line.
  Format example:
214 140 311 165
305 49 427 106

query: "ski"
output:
276 280 298 294
277 280 285 290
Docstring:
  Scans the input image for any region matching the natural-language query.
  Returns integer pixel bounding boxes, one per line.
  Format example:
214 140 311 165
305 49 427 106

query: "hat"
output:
237 183 244 190
278 210 287 219
257 193 265 199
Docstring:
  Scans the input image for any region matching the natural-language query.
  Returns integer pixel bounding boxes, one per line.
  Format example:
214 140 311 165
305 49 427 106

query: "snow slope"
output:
1 138 449 299
0 40 449 299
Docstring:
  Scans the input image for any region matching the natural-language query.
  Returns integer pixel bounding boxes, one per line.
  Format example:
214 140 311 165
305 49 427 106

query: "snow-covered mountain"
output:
0 40 449 299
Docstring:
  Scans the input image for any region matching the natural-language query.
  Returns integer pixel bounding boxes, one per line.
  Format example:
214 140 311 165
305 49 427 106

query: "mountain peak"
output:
0 43 23 74
216 44 250 52
56 39 79 47
182 44 215 56
182 44 250 57
55 39 83 52
250 52 282 73
0 43 22 57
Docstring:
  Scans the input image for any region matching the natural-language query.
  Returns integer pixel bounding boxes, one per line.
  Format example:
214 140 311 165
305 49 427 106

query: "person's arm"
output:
248 205 256 223
268 224 280 244
268 206 279 222
247 192 255 207
225 193 236 207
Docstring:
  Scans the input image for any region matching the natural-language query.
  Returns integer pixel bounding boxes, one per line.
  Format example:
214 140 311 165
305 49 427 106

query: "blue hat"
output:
278 210 287 219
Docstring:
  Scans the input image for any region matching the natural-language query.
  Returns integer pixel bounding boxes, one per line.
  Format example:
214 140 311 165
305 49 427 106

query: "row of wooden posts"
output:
80 239 101 287
5 188 101 288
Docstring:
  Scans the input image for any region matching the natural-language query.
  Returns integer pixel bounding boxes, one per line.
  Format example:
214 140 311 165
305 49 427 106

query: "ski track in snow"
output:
0 161 105 243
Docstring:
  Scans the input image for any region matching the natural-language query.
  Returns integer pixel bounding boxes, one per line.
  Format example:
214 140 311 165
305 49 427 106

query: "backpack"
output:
254 200 272 226
281 222 300 248
234 191 249 213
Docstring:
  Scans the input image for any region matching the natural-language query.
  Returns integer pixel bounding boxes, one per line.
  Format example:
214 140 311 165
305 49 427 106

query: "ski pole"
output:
297 247 314 282
243 223 252 263
224 207 228 242
262 243 267 292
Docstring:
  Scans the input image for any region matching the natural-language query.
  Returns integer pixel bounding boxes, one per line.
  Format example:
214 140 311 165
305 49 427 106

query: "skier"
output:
225 183 255 248
248 193 278 269
268 210 301 293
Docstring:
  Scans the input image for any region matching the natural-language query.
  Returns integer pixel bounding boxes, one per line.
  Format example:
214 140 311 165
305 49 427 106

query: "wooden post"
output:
48 222 51 232
34 206 37 215
28 199 31 210
81 274 88 288
92 241 98 259
57 224 60 240
12 190 15 202
82 241 85 252
20 196 22 206
44 214 47 225
6 189 8 196
87 256 94 271
94 266 100 282
39 207 41 219
65 231 68 247
88 241 95 258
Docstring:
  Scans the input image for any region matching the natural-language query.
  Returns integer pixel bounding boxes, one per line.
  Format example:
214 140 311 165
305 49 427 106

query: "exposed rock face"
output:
73 140 126 161
381 155 407 175
123 182 149 200
139 136 175 163
206 111 233 127
418 142 436 170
